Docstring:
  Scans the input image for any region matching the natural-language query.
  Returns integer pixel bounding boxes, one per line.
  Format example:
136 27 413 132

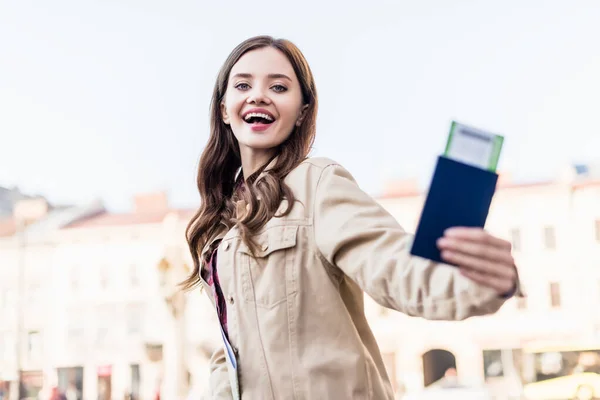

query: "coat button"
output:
262 244 269 251
229 296 234 305
223 242 230 251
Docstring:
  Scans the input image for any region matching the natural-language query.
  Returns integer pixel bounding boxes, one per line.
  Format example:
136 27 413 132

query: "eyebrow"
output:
232 73 292 82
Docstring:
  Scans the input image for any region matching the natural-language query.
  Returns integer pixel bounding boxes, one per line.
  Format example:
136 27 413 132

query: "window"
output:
549 282 561 308
67 310 85 352
96 327 108 348
96 305 116 347
483 350 504 378
6 289 15 308
126 304 144 335
0 332 15 364
0 288 7 310
27 331 42 361
129 264 139 288
544 226 556 249
99 266 109 289
482 349 524 380
70 266 79 291
509 229 522 252
0 332 5 361
57 367 83 400
67 325 84 344
1 289 16 321
131 364 141 399
26 282 42 307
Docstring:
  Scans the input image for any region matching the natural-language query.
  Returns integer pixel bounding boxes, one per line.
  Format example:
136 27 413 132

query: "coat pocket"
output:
238 224 298 309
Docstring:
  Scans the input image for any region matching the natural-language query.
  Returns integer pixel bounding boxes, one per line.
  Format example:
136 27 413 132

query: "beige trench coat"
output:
199 157 515 400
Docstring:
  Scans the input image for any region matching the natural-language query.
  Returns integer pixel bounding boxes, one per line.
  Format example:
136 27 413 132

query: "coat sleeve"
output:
313 163 511 320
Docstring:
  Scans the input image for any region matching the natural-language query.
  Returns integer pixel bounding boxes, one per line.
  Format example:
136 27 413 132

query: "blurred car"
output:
523 372 600 400
403 383 493 400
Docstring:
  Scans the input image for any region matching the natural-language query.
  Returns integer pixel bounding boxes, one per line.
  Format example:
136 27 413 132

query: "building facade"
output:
0 196 108 400
2 165 600 399
46 193 221 400
369 166 600 396
0 193 220 400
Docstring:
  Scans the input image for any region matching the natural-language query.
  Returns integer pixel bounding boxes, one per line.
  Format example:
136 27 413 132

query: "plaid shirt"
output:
201 241 228 338
200 159 274 340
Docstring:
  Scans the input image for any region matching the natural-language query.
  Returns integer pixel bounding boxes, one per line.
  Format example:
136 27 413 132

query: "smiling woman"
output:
181 35 521 400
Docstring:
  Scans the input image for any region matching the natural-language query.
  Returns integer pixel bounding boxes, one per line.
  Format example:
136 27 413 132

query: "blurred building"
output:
0 191 220 400
368 163 600 397
2 162 600 399
0 192 106 400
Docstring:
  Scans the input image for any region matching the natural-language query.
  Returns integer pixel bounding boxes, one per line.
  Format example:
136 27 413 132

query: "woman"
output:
182 35 520 399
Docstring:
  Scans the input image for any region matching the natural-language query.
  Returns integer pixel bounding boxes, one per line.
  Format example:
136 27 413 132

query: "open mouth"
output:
243 111 275 125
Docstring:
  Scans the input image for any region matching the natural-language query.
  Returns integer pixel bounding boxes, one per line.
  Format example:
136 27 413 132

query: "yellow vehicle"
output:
522 344 600 400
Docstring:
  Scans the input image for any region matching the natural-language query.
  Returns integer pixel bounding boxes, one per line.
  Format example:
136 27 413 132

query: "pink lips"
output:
250 123 271 132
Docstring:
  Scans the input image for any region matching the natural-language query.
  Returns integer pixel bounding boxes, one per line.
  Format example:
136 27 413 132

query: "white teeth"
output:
243 112 274 122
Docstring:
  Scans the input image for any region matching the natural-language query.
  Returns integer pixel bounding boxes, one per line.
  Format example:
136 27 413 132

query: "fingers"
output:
437 236 515 271
459 267 514 294
440 248 516 280
437 227 518 295
444 227 512 251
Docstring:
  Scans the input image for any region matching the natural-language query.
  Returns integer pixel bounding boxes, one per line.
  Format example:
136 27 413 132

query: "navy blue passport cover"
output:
409 156 498 265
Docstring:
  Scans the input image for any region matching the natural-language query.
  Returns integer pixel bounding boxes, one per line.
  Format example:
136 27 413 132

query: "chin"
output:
245 139 282 150
241 133 288 150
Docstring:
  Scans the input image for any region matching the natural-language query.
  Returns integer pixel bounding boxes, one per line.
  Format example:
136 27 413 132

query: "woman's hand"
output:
437 227 517 296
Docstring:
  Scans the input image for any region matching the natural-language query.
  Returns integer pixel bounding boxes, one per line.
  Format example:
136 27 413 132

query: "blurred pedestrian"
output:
48 387 66 400
64 382 78 400
430 367 464 388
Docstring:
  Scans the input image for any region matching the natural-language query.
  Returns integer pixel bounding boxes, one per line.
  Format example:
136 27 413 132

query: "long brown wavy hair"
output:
181 36 318 290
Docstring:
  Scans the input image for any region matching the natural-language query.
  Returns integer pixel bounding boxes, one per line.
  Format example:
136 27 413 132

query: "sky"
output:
1 0 600 211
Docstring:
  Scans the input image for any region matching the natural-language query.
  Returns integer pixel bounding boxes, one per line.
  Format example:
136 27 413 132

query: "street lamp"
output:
10 198 49 400
156 250 189 400
10 215 26 400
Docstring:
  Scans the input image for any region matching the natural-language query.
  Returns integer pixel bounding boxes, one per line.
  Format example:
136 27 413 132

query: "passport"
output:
409 155 499 265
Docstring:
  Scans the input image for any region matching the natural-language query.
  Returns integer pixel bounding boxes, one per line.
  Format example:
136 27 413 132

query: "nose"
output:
246 87 271 105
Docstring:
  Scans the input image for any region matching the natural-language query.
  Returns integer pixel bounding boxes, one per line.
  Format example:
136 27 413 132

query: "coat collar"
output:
200 155 280 260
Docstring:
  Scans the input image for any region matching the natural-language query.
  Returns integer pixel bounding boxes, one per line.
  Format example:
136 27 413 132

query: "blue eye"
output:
235 82 250 90
271 84 287 93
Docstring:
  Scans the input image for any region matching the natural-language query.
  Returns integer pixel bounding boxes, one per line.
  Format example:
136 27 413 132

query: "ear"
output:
221 102 230 125
296 104 309 127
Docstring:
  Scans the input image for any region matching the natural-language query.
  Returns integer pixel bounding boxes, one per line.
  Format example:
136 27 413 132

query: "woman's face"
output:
221 47 307 158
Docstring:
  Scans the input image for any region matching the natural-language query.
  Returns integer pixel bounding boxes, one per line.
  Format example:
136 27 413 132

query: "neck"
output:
240 147 276 180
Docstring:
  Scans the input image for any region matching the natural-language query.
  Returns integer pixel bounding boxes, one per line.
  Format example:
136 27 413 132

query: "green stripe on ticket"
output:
444 121 504 172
